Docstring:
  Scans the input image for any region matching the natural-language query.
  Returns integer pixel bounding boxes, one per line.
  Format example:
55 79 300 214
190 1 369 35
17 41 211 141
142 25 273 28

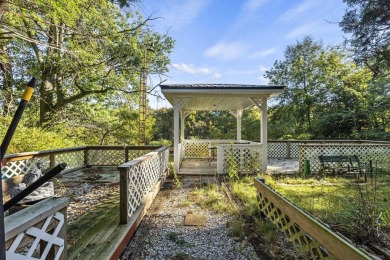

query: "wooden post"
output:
83 148 89 166
119 166 129 224
49 154 56 169
286 141 291 159
125 147 129 163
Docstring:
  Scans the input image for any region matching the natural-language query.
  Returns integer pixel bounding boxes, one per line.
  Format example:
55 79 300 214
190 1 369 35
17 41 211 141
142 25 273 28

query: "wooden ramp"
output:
178 159 217 175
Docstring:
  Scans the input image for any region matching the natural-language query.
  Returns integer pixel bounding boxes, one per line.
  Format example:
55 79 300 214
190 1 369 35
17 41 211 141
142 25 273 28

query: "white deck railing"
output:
5 197 69 259
118 146 169 224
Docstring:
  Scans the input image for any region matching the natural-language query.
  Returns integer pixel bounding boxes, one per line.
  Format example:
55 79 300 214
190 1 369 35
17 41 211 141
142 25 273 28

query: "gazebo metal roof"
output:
160 84 285 111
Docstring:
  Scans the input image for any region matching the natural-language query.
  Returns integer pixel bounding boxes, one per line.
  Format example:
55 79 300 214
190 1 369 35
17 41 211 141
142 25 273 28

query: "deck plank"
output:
179 159 217 175
67 192 120 259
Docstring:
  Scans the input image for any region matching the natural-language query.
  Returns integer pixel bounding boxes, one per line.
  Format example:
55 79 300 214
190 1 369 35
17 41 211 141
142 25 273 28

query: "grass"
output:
189 184 237 214
226 169 390 244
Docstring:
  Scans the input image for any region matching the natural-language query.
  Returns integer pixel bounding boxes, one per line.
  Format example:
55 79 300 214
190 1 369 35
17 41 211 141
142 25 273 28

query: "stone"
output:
184 212 206 226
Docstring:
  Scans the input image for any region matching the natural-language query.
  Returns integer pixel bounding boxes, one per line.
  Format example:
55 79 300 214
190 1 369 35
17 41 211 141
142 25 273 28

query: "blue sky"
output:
140 0 348 108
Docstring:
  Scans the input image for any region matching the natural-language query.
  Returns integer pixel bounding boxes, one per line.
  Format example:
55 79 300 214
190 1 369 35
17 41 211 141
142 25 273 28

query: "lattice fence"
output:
182 139 244 158
5 197 69 260
217 144 262 174
119 147 169 220
254 178 372 259
2 156 50 179
2 146 160 179
87 149 125 165
268 142 288 158
56 150 84 170
299 144 390 174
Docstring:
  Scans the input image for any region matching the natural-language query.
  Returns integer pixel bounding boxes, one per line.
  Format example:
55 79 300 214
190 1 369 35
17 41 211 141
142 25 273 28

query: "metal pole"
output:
4 163 67 211
0 77 36 161
0 77 36 259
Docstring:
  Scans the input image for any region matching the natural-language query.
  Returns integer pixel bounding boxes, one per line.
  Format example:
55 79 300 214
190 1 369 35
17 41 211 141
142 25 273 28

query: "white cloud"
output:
258 65 268 72
249 48 277 59
160 0 210 30
278 0 315 22
286 23 315 39
212 73 222 79
172 63 221 79
205 41 248 61
244 0 267 12
257 65 269 84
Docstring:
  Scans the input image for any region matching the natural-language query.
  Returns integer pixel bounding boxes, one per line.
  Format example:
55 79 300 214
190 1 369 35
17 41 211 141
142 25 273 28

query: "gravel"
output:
133 176 260 260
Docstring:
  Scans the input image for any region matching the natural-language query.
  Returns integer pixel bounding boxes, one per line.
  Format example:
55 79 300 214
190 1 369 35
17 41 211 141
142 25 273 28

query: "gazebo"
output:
160 84 285 174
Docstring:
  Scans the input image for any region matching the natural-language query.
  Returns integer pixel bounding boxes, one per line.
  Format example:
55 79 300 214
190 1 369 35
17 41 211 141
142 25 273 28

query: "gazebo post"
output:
236 109 243 141
180 111 184 141
260 97 268 173
180 111 191 141
173 98 191 173
173 101 180 173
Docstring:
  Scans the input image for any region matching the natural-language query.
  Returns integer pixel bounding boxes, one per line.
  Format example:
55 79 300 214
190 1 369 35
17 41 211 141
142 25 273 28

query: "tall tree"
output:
1 0 174 125
265 37 327 135
340 0 390 77
265 36 377 139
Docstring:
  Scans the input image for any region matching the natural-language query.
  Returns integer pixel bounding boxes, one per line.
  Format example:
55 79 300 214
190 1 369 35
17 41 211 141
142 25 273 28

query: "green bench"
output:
318 155 371 181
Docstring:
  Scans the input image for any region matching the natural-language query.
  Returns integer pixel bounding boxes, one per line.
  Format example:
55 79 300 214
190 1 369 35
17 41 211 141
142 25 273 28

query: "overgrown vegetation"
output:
259 172 390 245
190 184 236 214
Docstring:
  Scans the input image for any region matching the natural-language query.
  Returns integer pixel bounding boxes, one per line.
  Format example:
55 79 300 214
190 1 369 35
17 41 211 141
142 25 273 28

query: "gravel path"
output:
127 176 260 260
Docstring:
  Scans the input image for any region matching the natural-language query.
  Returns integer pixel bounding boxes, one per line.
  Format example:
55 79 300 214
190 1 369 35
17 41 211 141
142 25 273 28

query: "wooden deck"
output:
178 159 217 175
178 158 300 176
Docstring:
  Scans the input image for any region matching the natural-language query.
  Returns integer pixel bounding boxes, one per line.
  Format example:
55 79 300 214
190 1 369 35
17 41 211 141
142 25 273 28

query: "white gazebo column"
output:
173 98 191 173
236 109 243 140
230 109 243 140
173 103 180 174
250 97 269 173
180 111 191 141
260 97 268 173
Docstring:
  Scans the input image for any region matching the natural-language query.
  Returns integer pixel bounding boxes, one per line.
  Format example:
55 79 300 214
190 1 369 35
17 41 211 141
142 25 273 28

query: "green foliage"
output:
230 177 259 217
227 146 239 180
253 218 278 243
170 162 181 188
1 0 174 126
269 174 390 242
266 36 389 140
340 0 390 77
227 219 246 239
0 117 77 153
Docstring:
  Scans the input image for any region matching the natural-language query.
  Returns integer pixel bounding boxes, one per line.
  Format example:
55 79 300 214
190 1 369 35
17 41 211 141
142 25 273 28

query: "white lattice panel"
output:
126 148 169 218
268 142 287 158
299 144 390 174
6 212 65 259
88 150 125 165
2 157 50 179
183 139 238 158
219 144 262 174
56 151 84 170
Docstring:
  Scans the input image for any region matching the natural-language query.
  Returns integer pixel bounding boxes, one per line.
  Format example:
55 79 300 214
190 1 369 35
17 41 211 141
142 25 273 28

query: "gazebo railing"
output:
217 143 262 174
